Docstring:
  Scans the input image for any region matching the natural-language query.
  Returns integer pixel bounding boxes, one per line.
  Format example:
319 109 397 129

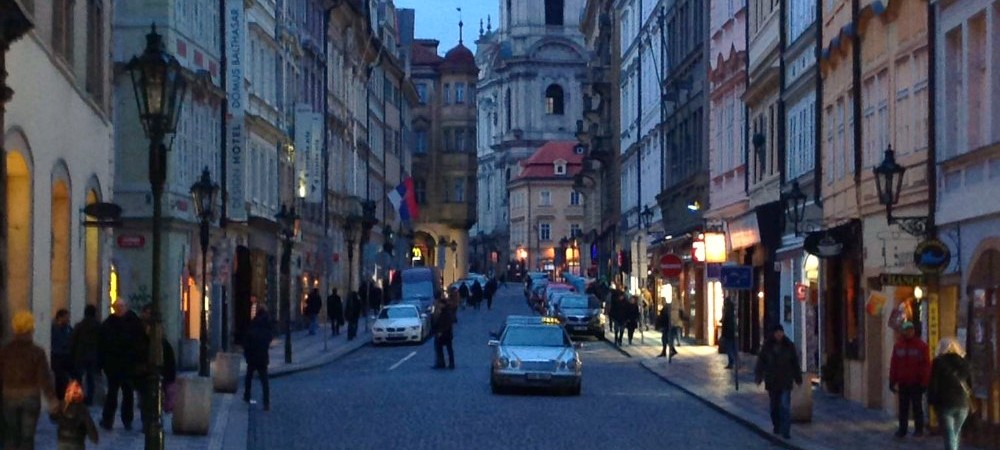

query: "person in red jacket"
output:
889 321 931 438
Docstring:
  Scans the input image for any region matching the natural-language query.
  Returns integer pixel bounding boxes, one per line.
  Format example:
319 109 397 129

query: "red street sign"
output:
117 234 146 249
795 283 808 302
659 254 683 278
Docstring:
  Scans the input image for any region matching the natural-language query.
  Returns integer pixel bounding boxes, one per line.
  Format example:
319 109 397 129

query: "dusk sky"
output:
394 0 498 55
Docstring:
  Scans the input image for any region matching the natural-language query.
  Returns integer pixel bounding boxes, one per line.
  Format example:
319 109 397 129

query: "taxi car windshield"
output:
501 326 568 347
379 307 417 319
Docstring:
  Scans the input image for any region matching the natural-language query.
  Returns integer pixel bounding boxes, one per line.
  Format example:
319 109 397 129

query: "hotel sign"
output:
225 0 247 221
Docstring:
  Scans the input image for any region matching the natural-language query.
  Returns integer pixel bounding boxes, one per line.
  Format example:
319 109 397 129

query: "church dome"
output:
443 43 475 67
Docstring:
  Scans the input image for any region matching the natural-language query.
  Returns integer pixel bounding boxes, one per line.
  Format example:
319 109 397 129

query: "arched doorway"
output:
51 178 71 316
411 231 437 269
966 245 1000 443
84 189 102 316
5 150 32 339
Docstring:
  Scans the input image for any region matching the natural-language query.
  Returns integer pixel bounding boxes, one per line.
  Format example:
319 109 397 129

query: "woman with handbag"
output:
928 337 973 450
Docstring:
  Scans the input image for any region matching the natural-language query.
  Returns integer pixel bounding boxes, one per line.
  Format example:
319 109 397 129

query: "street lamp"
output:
781 180 807 236
449 239 458 282
873 145 930 237
343 214 361 291
275 203 300 364
126 24 188 449
189 167 218 377
641 205 654 229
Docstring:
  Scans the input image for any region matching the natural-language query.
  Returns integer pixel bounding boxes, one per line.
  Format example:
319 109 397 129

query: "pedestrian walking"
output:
471 280 484 311
721 297 737 369
458 282 470 310
136 306 176 417
754 324 802 440
304 288 322 336
69 304 101 406
610 292 626 346
656 304 678 361
889 321 931 438
432 290 457 370
327 289 344 337
98 300 146 431
640 289 652 331
0 311 60 450
345 291 362 340
670 300 684 347
51 380 99 450
485 278 497 310
50 308 74 400
624 296 640 345
243 305 273 411
928 337 973 450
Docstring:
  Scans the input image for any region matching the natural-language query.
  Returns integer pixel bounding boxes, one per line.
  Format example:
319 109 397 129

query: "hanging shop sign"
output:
913 238 951 275
804 231 844 258
795 283 808 302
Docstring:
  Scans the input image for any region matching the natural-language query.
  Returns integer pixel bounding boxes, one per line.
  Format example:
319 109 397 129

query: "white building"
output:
475 0 588 272
4 0 115 346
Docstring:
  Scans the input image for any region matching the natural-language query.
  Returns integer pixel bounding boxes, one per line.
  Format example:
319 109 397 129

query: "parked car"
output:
553 294 606 339
371 304 430 345
489 318 582 395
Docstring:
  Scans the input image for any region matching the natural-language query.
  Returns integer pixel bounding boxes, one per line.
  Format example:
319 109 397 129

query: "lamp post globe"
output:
126 23 188 450
782 180 807 236
873 145 906 212
189 167 218 377
641 205 653 229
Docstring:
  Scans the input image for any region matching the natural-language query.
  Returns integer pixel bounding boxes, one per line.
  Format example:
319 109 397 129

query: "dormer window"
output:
554 159 567 175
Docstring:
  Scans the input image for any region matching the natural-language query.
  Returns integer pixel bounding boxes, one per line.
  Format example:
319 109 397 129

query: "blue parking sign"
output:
720 265 753 290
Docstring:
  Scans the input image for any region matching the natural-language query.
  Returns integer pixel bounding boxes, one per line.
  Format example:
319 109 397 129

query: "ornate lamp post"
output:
275 204 300 364
641 205 653 229
873 145 930 237
342 214 361 292
781 180 807 236
189 167 218 377
126 25 188 450
449 239 458 283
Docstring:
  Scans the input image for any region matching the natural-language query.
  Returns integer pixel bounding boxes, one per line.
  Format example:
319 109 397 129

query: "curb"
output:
638 360 802 450
602 338 633 358
269 339 371 379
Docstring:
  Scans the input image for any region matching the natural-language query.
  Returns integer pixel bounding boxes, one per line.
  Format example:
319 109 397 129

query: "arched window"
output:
545 84 565 115
545 0 564 26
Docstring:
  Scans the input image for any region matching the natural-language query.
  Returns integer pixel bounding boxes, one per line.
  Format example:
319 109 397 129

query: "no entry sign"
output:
659 254 683 278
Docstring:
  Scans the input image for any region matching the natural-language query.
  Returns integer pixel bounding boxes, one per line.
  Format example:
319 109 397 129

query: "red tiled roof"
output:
517 141 585 179
442 43 475 67
411 42 443 65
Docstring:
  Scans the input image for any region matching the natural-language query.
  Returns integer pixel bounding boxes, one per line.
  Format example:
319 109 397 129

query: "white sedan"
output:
372 304 430 345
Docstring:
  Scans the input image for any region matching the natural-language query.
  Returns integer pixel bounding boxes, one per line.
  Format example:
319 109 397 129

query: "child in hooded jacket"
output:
51 379 99 450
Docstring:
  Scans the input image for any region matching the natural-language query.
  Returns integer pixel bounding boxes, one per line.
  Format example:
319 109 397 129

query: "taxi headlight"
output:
558 360 568 370
497 357 510 369
509 359 520 369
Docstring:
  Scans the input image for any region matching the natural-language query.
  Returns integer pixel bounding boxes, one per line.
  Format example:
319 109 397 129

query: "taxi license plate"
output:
573 325 588 330
526 373 551 380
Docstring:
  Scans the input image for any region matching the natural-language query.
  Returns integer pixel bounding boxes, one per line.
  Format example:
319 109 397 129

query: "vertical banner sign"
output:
308 112 323 203
294 104 312 200
225 0 247 221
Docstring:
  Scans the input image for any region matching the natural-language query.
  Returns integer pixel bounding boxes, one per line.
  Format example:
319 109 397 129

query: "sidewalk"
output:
34 324 369 450
614 329 976 450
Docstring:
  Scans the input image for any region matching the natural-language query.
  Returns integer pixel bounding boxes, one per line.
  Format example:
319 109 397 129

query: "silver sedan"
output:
488 322 582 395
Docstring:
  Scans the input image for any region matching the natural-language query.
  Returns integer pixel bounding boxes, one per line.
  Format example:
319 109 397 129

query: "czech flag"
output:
388 177 419 222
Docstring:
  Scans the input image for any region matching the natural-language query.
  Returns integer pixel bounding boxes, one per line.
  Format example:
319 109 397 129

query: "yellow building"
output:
508 141 587 275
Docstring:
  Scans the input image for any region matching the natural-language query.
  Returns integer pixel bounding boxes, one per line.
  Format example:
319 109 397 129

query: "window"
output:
554 161 566 175
539 223 552 241
451 178 466 202
505 88 512 130
545 0 564 25
545 84 565 115
443 83 451 104
86 0 105 103
455 83 465 104
540 190 551 206
570 223 582 237
414 179 427 204
570 191 582 206
53 0 75 63
414 130 427 154
416 83 428 104
455 128 466 152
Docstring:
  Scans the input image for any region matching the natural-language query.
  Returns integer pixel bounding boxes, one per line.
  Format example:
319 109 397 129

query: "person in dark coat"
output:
0 311 59 449
458 282 470 310
721 297 737 369
304 288 322 335
928 337 973 450
624 296 641 345
70 304 101 406
135 305 176 419
98 300 146 431
326 289 344 337
243 306 273 411
345 291 362 340
656 303 678 361
50 308 74 400
610 292 627 346
471 280 484 311
485 278 498 310
754 324 802 440
432 290 458 369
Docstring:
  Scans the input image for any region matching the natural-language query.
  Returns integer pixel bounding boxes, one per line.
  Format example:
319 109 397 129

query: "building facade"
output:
508 141 587 276
3 0 115 347
475 0 588 276
409 35 477 285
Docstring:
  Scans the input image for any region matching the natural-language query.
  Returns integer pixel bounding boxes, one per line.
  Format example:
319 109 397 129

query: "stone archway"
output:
965 240 1000 409
411 231 437 269
4 148 32 339
50 174 71 316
